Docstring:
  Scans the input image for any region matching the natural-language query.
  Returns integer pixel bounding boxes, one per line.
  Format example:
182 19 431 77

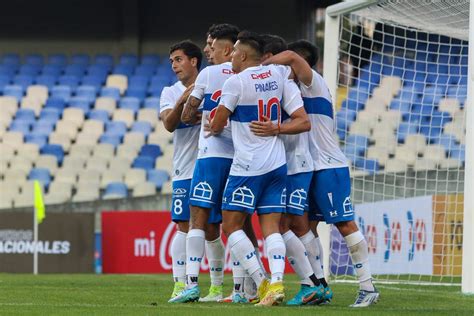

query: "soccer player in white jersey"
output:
252 34 328 306
159 40 219 301
209 31 311 306
169 24 240 304
263 40 380 307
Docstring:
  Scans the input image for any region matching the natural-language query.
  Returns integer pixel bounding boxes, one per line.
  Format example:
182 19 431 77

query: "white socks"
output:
205 237 225 286
344 231 374 292
231 251 246 293
171 231 187 284
265 233 286 284
185 229 205 288
283 230 313 286
299 230 325 279
228 230 266 288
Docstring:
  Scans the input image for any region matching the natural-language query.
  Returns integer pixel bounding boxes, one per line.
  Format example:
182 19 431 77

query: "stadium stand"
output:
0 53 175 208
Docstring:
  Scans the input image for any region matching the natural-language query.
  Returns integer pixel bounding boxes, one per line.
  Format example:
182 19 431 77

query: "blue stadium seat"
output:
419 126 442 143
68 96 92 113
390 99 411 113
402 113 422 125
397 123 418 143
19 64 41 76
106 121 127 136
141 54 160 66
81 75 104 91
355 158 379 174
94 54 114 68
2 53 20 66
100 87 121 101
37 117 58 129
64 64 86 77
0 74 10 88
28 168 51 189
51 85 72 102
336 109 357 133
58 75 80 91
131 121 152 136
44 97 66 111
99 134 122 147
40 108 61 121
0 65 16 77
87 64 109 77
35 75 57 90
33 119 56 131
76 85 97 99
9 121 31 134
143 97 160 110
343 145 362 163
25 54 44 66
411 103 434 116
25 134 47 147
119 97 141 113
48 54 68 67
430 112 452 128
129 75 150 88
88 109 110 124
113 64 135 77
13 75 34 90
119 54 138 66
103 182 128 199
341 99 364 111
450 145 465 162
3 85 24 101
147 169 170 189
345 135 369 151
15 108 36 122
42 64 63 77
71 54 90 65
434 134 458 151
134 65 155 77
139 144 162 160
126 88 147 101
132 156 155 171
41 144 64 165
32 124 54 138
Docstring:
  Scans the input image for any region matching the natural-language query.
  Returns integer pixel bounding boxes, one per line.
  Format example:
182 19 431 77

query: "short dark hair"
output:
288 40 319 67
262 34 287 55
237 31 265 56
209 23 240 43
206 24 217 37
169 40 203 69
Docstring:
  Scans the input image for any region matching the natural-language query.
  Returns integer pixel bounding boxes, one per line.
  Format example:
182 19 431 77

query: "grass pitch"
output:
0 274 473 315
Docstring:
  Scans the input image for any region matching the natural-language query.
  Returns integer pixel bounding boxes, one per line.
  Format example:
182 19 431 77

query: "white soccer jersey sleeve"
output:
159 87 175 113
221 76 241 113
282 79 304 116
190 67 209 101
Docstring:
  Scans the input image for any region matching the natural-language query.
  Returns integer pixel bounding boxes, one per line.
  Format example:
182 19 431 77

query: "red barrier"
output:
102 211 293 274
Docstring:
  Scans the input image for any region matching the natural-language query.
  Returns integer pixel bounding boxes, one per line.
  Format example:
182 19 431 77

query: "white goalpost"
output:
322 0 473 293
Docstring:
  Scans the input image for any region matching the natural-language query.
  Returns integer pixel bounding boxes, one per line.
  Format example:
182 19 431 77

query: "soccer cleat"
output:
321 286 334 303
170 281 185 299
199 284 223 302
168 286 200 303
254 278 270 304
349 288 380 307
286 284 325 306
255 281 285 306
218 292 234 303
232 292 250 303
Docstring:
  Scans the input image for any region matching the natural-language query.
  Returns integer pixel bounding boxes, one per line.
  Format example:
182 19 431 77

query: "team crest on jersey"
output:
343 196 354 214
232 186 255 206
193 182 213 200
289 188 307 209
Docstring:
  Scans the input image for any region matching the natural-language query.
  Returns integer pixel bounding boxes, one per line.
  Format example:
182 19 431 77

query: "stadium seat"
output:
2 131 24 150
54 168 78 187
82 75 104 91
133 181 156 197
143 97 160 110
113 65 134 77
395 146 418 165
77 169 101 187
9 121 31 134
4 85 24 101
72 184 100 202
69 96 92 113
51 85 72 101
54 120 78 140
95 97 117 114
45 97 66 111
100 87 121 101
40 108 61 122
0 96 19 116
423 145 446 164
85 156 108 173
62 155 86 170
48 54 67 66
123 132 145 149
82 120 104 136
139 144 162 160
137 109 158 127
113 109 135 128
106 75 127 94
161 181 172 194
100 170 124 189
355 158 379 174
25 134 47 148
108 157 131 175
35 154 58 175
76 85 97 99
4 169 28 186
103 182 128 199
366 146 390 166
14 74 34 90
75 132 99 146
384 159 408 173
28 168 52 188
92 143 115 161
40 144 65 165
450 145 465 162
16 143 40 162
147 169 170 189
125 168 146 188
116 144 139 162
119 97 140 113
132 156 155 171
9 156 33 172
88 109 110 124
58 75 80 91
71 54 90 65
63 108 85 129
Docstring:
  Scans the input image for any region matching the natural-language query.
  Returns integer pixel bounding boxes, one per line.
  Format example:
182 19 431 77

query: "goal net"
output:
324 0 471 285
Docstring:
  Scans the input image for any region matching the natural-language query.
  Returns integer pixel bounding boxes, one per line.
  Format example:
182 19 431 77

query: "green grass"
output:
0 274 473 315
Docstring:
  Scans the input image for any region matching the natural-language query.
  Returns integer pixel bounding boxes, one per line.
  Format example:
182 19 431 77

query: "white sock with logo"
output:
299 231 325 279
185 229 205 288
283 230 313 285
228 230 266 288
205 237 225 286
344 231 374 292
171 231 187 284
265 233 286 284
231 251 245 293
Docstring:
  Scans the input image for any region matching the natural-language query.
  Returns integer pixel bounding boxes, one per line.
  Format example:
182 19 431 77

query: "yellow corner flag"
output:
34 180 45 224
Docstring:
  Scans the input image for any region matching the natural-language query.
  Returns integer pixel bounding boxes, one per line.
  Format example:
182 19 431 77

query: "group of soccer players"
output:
159 23 380 307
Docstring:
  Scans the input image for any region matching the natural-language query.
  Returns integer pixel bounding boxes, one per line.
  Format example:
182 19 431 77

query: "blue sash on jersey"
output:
303 97 334 119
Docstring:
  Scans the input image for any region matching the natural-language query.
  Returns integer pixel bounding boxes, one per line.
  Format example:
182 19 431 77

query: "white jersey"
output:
299 69 348 170
280 79 314 175
160 81 200 180
190 62 234 159
221 64 303 177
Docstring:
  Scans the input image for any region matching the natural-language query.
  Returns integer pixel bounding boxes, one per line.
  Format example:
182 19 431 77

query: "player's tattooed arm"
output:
207 105 232 137
262 50 313 86
160 84 194 132
250 107 310 136
181 96 202 125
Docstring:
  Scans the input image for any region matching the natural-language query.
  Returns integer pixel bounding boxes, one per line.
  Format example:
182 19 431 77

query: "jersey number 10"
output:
258 97 281 123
